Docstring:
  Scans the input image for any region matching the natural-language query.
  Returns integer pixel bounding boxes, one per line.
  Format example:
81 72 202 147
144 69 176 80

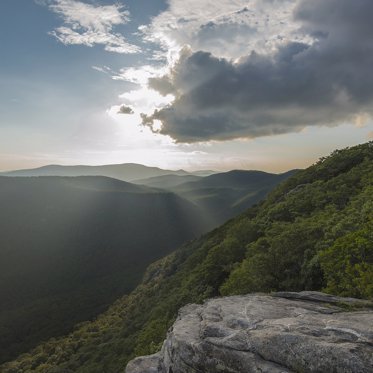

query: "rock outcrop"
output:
126 292 373 373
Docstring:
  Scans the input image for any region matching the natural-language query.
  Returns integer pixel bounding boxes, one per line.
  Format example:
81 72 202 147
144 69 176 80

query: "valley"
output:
1 142 372 372
0 166 293 363
0 175 207 362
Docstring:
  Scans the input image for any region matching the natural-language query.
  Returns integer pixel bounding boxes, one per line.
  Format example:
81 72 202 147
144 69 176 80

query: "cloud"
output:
119 87 174 115
142 0 373 143
92 65 113 75
112 65 168 85
41 0 140 54
118 105 134 115
142 0 306 61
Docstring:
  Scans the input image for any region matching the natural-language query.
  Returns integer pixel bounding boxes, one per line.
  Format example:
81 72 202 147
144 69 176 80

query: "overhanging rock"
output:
126 292 373 373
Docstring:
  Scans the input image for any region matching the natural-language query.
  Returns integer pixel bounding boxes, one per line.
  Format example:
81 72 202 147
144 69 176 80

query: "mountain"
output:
0 163 189 182
2 142 372 372
0 176 210 364
170 169 298 225
3 165 298 229
133 174 203 189
189 170 218 177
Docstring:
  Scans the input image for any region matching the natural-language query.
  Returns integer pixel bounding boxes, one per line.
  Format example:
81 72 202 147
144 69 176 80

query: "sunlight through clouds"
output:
12 0 372 172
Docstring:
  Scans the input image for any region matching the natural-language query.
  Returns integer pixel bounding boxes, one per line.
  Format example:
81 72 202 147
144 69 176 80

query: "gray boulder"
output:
126 292 373 373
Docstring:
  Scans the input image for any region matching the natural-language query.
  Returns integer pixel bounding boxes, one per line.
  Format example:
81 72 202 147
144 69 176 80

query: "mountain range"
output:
0 163 214 182
1 164 298 227
0 165 295 363
164 169 298 225
1 142 371 372
133 169 298 226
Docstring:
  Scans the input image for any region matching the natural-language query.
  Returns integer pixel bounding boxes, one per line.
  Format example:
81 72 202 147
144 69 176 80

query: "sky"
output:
1 0 373 172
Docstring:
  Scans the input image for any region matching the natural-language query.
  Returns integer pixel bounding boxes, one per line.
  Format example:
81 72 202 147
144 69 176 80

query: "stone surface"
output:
125 292 373 373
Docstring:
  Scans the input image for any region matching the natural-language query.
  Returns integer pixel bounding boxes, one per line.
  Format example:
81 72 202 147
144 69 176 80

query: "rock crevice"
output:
126 292 373 373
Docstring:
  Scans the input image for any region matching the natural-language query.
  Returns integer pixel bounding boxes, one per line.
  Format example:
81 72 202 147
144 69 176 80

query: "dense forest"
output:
1 142 372 373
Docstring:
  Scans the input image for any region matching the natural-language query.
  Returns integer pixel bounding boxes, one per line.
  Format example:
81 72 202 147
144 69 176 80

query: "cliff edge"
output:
126 292 373 373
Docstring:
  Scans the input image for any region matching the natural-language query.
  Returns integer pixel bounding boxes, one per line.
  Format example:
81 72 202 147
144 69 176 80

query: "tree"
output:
320 226 373 299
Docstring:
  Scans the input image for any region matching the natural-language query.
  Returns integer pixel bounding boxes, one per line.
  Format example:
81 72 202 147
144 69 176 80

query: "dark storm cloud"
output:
142 0 373 143
118 105 134 114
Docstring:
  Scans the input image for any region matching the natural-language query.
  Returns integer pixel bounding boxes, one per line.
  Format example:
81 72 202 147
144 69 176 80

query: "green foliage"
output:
220 144 373 296
221 220 324 294
1 141 373 373
320 225 373 298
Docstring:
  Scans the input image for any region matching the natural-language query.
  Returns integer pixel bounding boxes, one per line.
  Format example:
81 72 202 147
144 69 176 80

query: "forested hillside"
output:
0 176 209 364
2 142 372 373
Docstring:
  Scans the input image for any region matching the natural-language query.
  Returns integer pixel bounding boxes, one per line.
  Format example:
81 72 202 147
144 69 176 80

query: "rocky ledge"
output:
126 292 373 373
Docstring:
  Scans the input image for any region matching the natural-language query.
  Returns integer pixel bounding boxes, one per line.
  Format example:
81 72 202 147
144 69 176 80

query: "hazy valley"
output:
0 166 294 363
0 175 207 362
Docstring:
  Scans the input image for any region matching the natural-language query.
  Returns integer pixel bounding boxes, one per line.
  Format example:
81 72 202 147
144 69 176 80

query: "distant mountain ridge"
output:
0 163 190 182
174 169 297 189
2 164 297 227
169 169 299 225
133 174 203 189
